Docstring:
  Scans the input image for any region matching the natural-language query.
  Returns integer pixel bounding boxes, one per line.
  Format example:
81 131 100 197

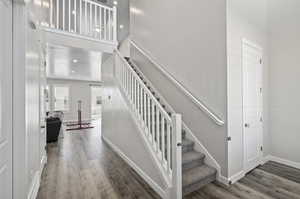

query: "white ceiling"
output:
46 44 103 81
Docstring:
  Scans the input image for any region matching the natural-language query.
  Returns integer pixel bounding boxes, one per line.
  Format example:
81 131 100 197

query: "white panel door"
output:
242 40 263 173
0 0 13 198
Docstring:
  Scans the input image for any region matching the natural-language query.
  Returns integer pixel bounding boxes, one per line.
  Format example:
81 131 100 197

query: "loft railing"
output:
40 0 117 43
115 50 182 199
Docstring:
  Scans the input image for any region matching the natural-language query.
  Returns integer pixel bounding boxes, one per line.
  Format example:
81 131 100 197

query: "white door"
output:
242 40 263 173
0 0 13 198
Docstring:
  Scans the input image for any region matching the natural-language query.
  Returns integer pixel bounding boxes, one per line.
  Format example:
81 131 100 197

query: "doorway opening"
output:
91 85 102 119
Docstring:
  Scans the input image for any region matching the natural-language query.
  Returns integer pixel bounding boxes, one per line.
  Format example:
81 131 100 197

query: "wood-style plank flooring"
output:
38 119 300 199
37 120 161 199
184 162 300 199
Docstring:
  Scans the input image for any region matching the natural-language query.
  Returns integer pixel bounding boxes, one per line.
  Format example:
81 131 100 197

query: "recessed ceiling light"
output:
119 24 124 29
71 70 75 73
113 1 118 5
73 59 78 63
72 10 76 15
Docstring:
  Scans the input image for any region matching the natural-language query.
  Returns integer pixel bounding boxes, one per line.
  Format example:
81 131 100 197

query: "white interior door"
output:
242 40 263 173
0 0 13 198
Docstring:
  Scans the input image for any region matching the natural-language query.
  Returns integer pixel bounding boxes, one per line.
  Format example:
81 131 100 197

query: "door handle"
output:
41 125 45 129
244 123 250 128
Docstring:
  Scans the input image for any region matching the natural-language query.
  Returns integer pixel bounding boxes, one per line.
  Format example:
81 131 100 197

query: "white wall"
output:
106 0 130 43
227 0 270 178
130 0 228 176
13 1 46 198
268 0 300 164
47 79 96 121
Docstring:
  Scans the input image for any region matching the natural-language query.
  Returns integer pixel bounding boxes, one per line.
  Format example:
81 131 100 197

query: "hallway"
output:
37 120 300 199
37 120 160 199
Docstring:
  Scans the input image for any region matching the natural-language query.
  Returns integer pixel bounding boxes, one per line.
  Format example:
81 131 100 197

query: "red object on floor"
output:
66 100 94 131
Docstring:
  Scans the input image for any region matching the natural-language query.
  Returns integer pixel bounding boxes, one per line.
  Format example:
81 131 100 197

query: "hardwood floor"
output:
37 120 160 199
38 119 300 199
184 162 300 199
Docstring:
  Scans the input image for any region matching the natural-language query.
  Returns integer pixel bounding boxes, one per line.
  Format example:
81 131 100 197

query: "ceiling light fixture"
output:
119 24 124 29
113 1 118 5
73 59 78 63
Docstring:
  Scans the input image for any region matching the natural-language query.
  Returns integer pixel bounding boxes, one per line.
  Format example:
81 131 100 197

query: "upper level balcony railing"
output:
40 0 117 43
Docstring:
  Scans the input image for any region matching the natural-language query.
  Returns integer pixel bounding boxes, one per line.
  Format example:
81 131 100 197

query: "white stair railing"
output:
40 0 117 43
115 50 182 199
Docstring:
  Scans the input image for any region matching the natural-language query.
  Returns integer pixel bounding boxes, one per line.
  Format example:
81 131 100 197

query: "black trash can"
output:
46 117 62 143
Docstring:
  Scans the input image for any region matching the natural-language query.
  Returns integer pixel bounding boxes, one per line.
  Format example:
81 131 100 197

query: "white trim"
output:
261 155 270 165
102 136 168 199
263 155 300 170
41 27 118 46
129 40 225 126
27 171 41 199
47 75 102 83
217 175 230 185
228 170 245 184
40 155 47 171
41 28 117 54
27 155 47 199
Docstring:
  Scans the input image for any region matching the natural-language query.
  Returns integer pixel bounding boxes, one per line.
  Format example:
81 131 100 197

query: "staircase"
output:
115 51 217 199
181 132 216 195
120 55 217 196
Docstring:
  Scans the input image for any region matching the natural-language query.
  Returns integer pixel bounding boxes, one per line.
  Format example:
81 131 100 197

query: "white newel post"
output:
170 114 182 199
113 6 117 42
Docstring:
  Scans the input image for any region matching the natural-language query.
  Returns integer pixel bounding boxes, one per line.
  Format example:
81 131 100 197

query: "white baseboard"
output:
27 155 47 199
217 175 230 185
27 171 41 199
225 155 300 185
102 136 167 199
40 155 47 171
261 155 270 165
264 155 300 170
228 170 245 184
